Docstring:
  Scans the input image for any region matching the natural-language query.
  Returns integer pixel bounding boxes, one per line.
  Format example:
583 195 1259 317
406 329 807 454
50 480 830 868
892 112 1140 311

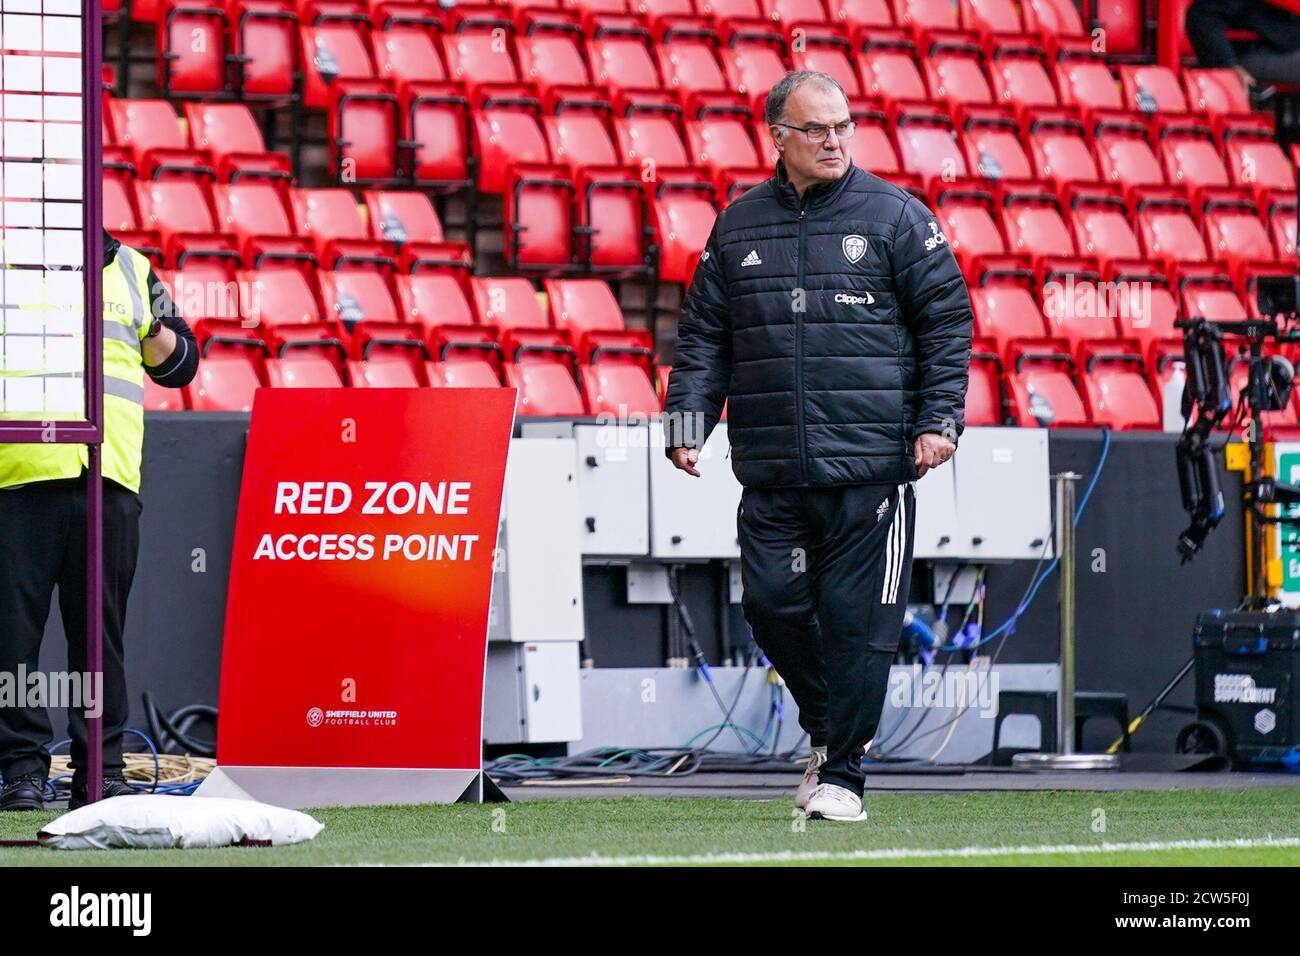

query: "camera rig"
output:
1176 274 1300 604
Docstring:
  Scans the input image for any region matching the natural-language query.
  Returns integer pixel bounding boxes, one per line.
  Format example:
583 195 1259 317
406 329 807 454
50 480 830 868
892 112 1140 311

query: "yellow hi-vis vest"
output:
0 244 151 493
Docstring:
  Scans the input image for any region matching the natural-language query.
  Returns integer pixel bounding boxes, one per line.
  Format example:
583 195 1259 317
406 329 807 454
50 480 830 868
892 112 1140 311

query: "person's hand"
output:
1234 64 1256 89
671 446 702 477
913 433 955 478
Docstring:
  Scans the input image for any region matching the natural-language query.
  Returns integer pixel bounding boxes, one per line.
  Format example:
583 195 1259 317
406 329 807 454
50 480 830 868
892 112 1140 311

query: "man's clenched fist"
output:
914 433 955 477
670 447 701 477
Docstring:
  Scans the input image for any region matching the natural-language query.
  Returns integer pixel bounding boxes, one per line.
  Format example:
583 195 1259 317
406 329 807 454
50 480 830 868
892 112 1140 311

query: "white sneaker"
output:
793 746 827 811
804 783 867 822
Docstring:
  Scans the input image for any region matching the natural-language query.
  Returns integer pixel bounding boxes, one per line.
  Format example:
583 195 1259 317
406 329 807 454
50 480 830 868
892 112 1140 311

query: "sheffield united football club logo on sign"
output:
843 234 866 264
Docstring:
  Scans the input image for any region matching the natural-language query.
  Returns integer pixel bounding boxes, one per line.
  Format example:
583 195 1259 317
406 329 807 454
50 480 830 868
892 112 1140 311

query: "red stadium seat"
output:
1160 133 1230 195
184 102 292 183
761 0 829 27
363 190 470 272
231 1 298 101
1027 117 1099 186
970 284 1047 357
266 354 346 387
242 267 323 331
848 112 903 175
896 122 966 185
319 269 400 325
1000 190 1075 268
506 363 586 415
504 162 576 271
1070 192 1141 268
347 356 424 387
859 45 927 104
961 0 1019 35
684 118 767 197
371 26 446 90
472 108 552 194
1183 68 1250 118
1054 59 1123 117
827 0 892 34
544 278 654 365
1113 272 1181 366
110 99 213 180
186 352 264 410
651 178 719 284
440 32 519 97
212 181 312 268
1225 136 1296 197
158 0 228 98
924 48 993 108
1269 196 1298 260
544 113 618 175
961 115 1032 181
1004 340 1090 427
657 39 730 109
721 46 788 111
1134 191 1208 266
587 35 663 98
1119 65 1187 115
134 179 237 267
402 83 472 189
328 81 400 184
144 375 188 411
581 362 661 414
1077 342 1160 430
545 278 626 334
1021 0 1083 38
575 166 654 275
935 191 1005 270
1182 280 1247 322
1201 193 1277 283
1090 0 1141 56
300 24 377 110
1094 123 1165 195
470 276 549 330
964 336 1005 425
396 273 476 333
988 54 1057 113
289 188 392 266
105 178 141 232
426 359 503 388
515 31 593 99
614 114 690 171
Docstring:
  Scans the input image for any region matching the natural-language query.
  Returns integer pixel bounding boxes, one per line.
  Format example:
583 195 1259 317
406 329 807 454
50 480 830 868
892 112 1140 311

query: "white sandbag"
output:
37 794 324 850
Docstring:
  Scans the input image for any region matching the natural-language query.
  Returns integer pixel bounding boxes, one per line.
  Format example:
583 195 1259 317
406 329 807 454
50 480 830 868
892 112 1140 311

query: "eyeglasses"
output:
775 120 857 144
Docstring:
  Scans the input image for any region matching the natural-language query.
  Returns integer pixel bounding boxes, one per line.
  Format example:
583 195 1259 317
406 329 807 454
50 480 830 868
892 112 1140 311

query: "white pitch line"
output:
352 835 1300 867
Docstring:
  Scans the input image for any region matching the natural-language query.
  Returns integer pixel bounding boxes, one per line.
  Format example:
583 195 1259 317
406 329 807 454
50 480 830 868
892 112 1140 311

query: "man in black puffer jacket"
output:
664 71 972 822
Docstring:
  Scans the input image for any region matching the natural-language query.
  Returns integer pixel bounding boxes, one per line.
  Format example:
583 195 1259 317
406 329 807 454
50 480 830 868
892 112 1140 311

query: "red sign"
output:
214 388 515 776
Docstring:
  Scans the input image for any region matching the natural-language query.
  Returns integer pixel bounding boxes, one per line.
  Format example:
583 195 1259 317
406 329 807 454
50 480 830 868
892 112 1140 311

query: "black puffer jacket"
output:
663 160 973 488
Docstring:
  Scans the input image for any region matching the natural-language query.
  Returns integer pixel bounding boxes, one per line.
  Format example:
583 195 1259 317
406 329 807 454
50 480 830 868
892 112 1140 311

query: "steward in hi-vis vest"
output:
0 231 198 813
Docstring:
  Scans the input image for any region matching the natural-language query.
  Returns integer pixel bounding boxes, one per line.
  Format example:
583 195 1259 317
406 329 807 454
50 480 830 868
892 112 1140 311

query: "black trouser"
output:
738 481 915 797
0 476 140 789
1241 47 1300 87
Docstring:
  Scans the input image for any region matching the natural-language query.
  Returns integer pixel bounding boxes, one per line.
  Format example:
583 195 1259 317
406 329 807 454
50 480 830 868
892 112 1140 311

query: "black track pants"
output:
0 476 139 786
738 482 916 796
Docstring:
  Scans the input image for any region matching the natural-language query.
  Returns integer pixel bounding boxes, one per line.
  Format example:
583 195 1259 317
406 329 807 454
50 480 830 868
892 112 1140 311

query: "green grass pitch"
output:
3 789 1300 866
